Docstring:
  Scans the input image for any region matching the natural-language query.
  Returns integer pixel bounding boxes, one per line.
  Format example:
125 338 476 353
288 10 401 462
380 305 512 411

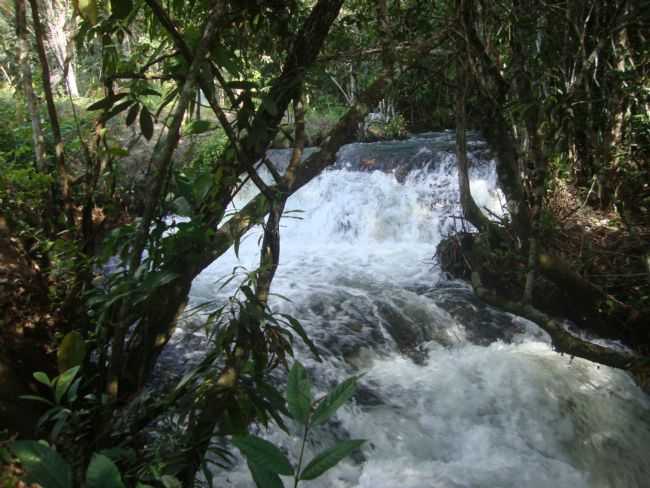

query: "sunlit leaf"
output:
57 331 86 373
54 366 80 404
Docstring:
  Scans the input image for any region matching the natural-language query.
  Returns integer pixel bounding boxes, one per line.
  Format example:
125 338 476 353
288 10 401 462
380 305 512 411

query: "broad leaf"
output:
139 106 154 140
126 103 140 126
57 331 86 373
111 0 133 20
311 376 358 426
160 475 182 488
76 0 98 25
86 453 125 488
33 371 51 386
232 435 293 476
247 461 284 488
299 440 365 481
12 441 72 488
286 361 311 424
185 119 212 135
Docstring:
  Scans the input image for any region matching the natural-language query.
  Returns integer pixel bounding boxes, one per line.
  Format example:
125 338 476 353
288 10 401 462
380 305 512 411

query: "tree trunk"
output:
121 0 347 395
15 0 47 170
455 62 491 233
44 0 79 97
29 0 72 218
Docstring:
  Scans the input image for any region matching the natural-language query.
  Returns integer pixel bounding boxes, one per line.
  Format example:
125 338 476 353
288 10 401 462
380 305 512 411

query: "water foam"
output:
183 133 649 487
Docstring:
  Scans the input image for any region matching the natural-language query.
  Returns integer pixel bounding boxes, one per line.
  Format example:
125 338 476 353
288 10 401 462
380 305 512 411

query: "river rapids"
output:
167 132 650 488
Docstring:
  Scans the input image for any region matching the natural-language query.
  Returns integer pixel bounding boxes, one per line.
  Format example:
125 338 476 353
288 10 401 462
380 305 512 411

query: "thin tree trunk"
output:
29 0 72 217
15 0 47 170
108 4 226 402
455 62 491 232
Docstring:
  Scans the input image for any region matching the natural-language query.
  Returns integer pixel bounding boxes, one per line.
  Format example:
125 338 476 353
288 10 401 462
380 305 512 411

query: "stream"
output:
168 132 650 487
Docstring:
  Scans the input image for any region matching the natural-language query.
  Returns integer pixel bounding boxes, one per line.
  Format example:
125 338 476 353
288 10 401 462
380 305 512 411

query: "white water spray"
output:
179 133 650 488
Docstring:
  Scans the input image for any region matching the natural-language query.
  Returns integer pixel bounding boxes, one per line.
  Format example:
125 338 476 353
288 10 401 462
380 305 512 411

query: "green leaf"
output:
261 96 278 116
139 106 154 140
103 100 135 122
86 97 112 112
110 0 133 19
311 376 358 426
286 361 311 424
12 441 72 488
86 93 127 111
19 395 55 406
225 80 258 90
299 440 365 481
76 0 98 25
33 371 51 386
54 366 80 404
160 475 182 488
193 173 213 202
232 435 294 476
57 331 87 373
281 315 320 361
86 454 125 488
185 119 212 135
126 103 140 126
172 196 192 216
247 461 284 488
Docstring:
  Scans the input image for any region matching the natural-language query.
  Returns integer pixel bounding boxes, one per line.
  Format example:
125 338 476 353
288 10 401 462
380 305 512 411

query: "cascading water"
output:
170 132 650 487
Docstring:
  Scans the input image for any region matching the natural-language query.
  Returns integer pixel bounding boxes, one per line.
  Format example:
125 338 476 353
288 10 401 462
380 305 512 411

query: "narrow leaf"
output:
282 315 320 361
311 376 358 426
299 440 365 481
232 435 293 476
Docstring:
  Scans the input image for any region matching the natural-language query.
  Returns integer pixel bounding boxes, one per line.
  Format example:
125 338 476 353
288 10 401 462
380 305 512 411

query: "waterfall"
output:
169 132 650 487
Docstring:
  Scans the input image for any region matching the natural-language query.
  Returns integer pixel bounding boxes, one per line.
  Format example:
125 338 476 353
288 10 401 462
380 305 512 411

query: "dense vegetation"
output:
0 0 648 486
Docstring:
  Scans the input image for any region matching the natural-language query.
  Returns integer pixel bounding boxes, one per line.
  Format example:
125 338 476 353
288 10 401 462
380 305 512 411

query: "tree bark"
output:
44 0 79 97
455 62 491 233
471 270 647 373
29 0 72 217
123 0 347 393
15 0 47 171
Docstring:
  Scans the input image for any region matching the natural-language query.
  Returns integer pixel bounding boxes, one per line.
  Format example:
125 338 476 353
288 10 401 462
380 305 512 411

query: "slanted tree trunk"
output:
455 62 491 233
121 0 347 395
15 0 47 170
